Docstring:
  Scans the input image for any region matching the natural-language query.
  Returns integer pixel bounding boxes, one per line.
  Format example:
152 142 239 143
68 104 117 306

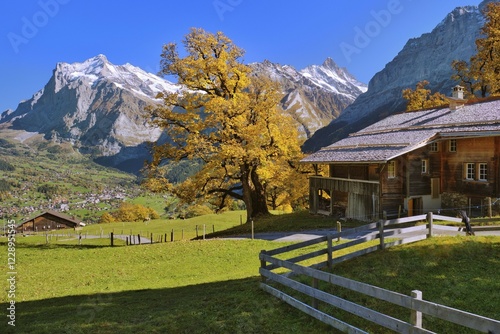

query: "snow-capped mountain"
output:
53 54 178 99
300 58 367 97
303 1 490 153
250 58 367 137
1 55 179 171
0 54 364 171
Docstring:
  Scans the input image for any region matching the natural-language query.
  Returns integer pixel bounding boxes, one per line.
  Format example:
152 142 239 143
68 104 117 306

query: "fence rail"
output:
259 213 500 333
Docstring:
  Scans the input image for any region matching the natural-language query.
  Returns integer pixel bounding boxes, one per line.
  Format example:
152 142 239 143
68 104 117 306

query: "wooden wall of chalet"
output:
379 158 405 217
18 217 74 233
330 165 379 181
404 146 439 197
441 137 499 198
312 167 380 221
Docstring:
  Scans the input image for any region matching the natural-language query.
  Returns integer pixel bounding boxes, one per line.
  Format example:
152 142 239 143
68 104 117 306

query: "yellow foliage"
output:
402 80 447 112
451 3 500 97
110 203 160 222
98 212 115 224
146 28 305 219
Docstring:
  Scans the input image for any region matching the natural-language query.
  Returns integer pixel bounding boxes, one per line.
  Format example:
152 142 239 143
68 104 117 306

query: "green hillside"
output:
0 134 142 224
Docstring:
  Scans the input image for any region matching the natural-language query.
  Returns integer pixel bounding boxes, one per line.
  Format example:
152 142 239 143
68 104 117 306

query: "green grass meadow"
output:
1 211 499 333
1 236 335 334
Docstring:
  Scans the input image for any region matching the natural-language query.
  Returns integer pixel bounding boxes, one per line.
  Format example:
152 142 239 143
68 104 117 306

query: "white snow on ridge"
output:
58 54 179 99
300 60 367 97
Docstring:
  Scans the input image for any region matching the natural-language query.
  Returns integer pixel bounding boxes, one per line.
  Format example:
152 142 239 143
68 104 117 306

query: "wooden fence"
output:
259 213 500 333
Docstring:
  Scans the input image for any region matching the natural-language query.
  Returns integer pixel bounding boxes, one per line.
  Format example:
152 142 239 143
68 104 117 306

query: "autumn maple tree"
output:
145 28 304 221
452 2 500 97
402 80 447 111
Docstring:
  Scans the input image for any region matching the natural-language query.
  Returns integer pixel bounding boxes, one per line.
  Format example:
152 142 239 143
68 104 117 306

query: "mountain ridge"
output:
303 1 490 153
0 54 365 172
250 58 366 137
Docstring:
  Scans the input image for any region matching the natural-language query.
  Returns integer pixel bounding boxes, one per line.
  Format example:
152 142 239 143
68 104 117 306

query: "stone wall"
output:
441 192 499 217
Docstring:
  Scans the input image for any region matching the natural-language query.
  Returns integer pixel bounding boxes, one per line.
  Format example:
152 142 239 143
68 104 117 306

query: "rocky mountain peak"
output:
0 55 182 172
250 59 366 137
2 54 367 172
436 5 481 30
303 2 488 153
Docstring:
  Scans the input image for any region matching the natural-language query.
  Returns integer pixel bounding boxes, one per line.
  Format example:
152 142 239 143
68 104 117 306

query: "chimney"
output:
452 85 464 99
448 85 466 110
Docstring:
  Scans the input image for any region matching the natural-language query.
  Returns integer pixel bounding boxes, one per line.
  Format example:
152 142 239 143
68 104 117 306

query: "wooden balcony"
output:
309 176 380 220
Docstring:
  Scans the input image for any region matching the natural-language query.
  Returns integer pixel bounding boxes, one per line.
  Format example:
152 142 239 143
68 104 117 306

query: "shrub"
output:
0 159 15 171
0 179 11 192
183 204 213 219
99 212 115 224
109 203 161 222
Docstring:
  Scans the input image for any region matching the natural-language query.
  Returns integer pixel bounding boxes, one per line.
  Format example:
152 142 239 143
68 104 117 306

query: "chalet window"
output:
387 161 396 179
449 139 457 152
465 163 475 180
429 142 438 152
464 162 488 181
421 159 429 174
478 163 488 181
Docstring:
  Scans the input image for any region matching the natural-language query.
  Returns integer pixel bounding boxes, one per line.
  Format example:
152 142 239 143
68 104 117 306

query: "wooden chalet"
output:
301 87 500 221
17 210 84 233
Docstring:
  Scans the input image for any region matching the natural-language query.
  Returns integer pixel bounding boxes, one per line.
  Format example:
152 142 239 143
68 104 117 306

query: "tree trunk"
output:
241 164 270 222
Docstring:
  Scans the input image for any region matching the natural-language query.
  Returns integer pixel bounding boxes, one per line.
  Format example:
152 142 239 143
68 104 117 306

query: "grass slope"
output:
0 136 141 223
0 211 499 333
0 237 333 334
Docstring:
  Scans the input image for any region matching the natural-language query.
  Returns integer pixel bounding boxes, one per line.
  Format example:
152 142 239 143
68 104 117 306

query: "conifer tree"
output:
145 28 304 221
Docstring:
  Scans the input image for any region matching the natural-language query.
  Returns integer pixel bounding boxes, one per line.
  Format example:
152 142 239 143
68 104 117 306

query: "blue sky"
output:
0 0 482 110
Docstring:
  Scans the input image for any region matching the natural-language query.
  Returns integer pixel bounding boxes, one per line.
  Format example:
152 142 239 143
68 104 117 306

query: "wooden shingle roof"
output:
18 210 83 228
302 99 500 164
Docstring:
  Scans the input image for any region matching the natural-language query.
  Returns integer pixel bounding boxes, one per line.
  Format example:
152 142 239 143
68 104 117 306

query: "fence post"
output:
427 212 433 238
150 233 153 244
378 220 385 250
327 234 333 268
203 224 206 240
171 229 174 242
110 232 114 247
411 290 423 329
487 197 492 218
311 278 319 309
336 221 341 242
251 219 254 240
126 236 128 246
138 234 141 245
260 250 267 282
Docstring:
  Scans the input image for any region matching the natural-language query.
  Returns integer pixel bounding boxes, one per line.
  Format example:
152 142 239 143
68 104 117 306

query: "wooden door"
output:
408 198 413 216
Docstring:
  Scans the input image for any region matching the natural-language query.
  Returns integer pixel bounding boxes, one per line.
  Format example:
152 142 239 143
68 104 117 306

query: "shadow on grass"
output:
2 277 334 334
198 211 365 240
7 242 119 250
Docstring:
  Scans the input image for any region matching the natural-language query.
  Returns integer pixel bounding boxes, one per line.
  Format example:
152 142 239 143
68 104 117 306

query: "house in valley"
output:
301 87 500 221
17 210 84 233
